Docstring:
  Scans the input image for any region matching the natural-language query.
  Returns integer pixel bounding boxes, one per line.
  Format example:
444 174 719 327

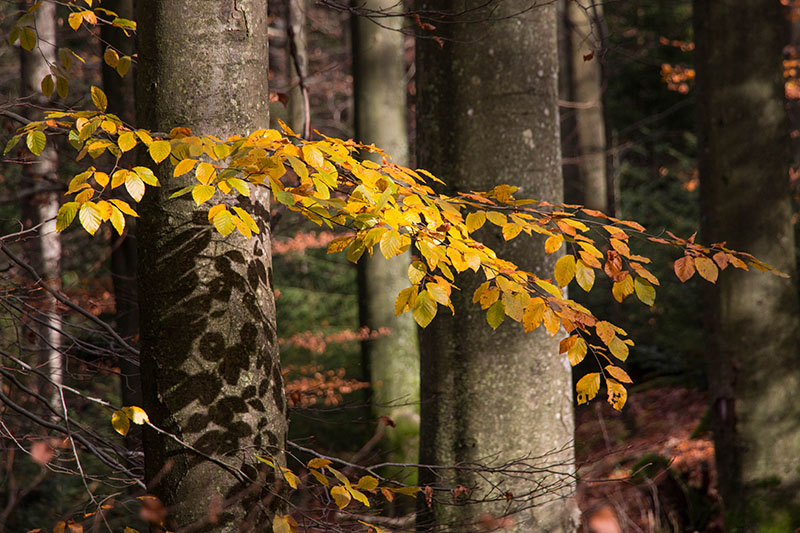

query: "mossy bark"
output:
136 2 287 530
353 0 421 481
695 1 800 530
416 1 579 530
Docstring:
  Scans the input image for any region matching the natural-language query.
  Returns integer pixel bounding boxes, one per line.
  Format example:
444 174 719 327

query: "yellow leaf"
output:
611 274 634 303
148 140 171 163
356 475 379 491
347 486 370 507
110 199 139 217
272 515 297 533
331 485 351 509
56 76 69 99
232 206 259 234
567 337 587 366
111 410 130 436
121 406 149 425
379 230 403 259
195 162 216 185
26 130 46 156
110 206 125 235
608 336 629 361
426 283 450 306
125 176 145 203
192 184 216 206
606 379 628 410
413 290 437 327
56 202 80 232
116 55 131 77
282 467 300 489
576 373 601 405
395 286 417 316
465 211 485 233
610 238 630 257
307 458 332 469
575 260 595 292
103 47 119 67
79 202 102 235
118 131 137 152
95 200 113 221
554 254 576 288
544 234 563 254
633 277 655 306
543 306 561 336
695 256 719 283
408 261 426 284
309 469 330 487
327 236 354 254
523 297 545 333
173 158 197 177
502 223 522 241
302 144 325 168
91 86 107 112
605 365 633 384
288 155 309 181
94 171 109 187
231 215 252 238
211 209 234 236
486 211 507 226
595 321 615 345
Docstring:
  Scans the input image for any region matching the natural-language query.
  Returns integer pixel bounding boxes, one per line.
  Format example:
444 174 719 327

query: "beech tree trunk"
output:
286 0 308 135
19 0 62 413
353 0 421 479
416 1 579 530
695 0 800 529
136 1 286 530
559 0 607 211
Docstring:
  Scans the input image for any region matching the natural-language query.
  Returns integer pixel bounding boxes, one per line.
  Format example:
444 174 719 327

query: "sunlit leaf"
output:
673 255 695 282
331 485 351 509
91 86 107 112
26 130 46 156
111 410 130 436
695 256 718 283
576 373 600 405
148 140 171 163
554 254 576 288
78 202 102 235
192 184 215 206
486 299 505 329
633 277 655 306
606 379 628 410
56 202 80 232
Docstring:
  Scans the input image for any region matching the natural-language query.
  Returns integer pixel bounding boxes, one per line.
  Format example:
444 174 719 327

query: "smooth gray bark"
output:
695 0 800 529
416 1 579 530
136 2 286 530
353 0 421 480
286 0 308 135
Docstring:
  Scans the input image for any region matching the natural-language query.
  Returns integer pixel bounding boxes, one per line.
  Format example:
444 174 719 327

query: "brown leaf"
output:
453 485 469 503
673 255 696 282
583 51 595 61
31 440 54 465
424 485 434 509
380 415 396 428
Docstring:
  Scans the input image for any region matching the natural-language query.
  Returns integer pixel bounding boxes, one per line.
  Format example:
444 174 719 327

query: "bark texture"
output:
353 0 421 479
136 2 286 530
695 0 800 529
416 1 579 530
19 0 62 412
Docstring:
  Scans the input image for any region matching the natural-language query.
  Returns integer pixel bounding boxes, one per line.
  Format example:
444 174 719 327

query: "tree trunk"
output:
101 0 141 408
19 0 62 413
353 0 421 482
416 1 579 530
136 1 286 530
560 0 607 211
695 0 800 529
287 0 308 135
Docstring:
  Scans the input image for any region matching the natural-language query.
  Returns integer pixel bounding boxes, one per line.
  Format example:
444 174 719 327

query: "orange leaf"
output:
673 255 695 282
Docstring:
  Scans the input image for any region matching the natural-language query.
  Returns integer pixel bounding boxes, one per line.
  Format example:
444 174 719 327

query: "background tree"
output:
416 1 580 530
352 0 421 483
18 0 62 412
136 1 286 529
695 0 800 528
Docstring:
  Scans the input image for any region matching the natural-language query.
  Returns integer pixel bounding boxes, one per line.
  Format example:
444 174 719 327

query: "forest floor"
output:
575 386 722 533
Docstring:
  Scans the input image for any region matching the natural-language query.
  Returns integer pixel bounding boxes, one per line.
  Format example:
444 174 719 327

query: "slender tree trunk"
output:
561 0 607 211
19 0 62 413
101 0 141 408
136 2 286 530
353 0 421 483
696 0 800 529
287 0 308 135
416 1 579 530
